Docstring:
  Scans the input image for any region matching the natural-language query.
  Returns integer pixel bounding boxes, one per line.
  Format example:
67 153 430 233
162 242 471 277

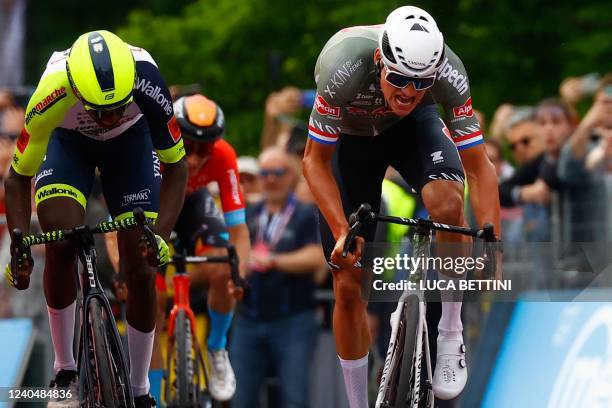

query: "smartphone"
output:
580 73 601 95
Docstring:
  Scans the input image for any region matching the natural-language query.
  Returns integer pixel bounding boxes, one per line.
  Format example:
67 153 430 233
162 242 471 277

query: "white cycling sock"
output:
47 301 77 374
339 353 369 408
438 301 463 341
128 324 154 396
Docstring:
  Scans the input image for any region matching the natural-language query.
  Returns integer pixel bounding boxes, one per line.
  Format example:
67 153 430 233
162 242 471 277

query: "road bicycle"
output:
343 203 499 408
162 241 243 408
10 207 157 407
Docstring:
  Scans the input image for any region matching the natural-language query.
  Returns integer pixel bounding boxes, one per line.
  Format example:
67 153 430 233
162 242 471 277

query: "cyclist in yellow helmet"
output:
5 30 187 408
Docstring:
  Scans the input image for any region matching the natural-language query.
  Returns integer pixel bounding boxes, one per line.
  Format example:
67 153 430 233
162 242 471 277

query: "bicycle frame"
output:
162 245 242 407
344 203 498 408
11 209 158 408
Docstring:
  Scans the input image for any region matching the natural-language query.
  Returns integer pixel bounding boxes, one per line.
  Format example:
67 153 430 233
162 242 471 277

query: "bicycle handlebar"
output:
13 207 157 250
342 203 501 271
167 243 245 290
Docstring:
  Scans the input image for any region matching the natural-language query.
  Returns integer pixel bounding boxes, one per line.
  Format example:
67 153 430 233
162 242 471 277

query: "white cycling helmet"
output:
379 6 445 78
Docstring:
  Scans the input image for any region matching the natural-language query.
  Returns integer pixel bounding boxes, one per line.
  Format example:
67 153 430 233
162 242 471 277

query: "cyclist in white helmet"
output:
303 6 501 406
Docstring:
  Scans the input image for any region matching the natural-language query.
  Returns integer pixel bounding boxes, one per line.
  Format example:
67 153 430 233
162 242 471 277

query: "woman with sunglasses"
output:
167 93 251 402
302 6 501 406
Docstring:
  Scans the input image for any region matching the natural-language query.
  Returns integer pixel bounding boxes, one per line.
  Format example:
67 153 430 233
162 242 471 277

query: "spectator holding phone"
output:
558 73 612 242
261 86 315 149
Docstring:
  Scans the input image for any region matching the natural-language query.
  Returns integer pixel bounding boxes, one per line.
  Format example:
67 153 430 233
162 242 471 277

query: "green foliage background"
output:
25 0 611 155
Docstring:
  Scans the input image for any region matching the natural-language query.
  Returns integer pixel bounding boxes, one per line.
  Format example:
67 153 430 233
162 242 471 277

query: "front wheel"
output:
175 309 201 407
87 297 121 407
394 295 427 408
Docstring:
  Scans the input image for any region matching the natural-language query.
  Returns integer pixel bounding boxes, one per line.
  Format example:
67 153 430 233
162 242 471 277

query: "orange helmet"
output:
173 94 225 142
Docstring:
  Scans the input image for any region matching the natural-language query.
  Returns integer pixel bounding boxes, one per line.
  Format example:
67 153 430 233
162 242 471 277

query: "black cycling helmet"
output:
173 94 225 142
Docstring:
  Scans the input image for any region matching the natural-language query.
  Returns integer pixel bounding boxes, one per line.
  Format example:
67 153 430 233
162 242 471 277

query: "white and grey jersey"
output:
309 25 483 150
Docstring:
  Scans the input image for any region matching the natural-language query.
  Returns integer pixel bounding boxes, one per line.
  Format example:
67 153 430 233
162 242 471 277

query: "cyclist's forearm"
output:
156 157 188 240
4 168 33 235
303 149 347 240
274 244 325 274
228 223 251 277
465 155 501 234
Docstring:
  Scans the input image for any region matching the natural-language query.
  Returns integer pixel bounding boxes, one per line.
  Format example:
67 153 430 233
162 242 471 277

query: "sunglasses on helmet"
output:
383 65 436 90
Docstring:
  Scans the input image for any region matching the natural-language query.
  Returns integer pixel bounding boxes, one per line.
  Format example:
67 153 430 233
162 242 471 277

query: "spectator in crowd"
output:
499 109 547 206
534 98 578 191
484 139 514 182
558 73 612 242
498 109 550 241
230 146 325 408
237 156 262 205
0 89 23 223
559 73 602 111
488 103 515 143
474 108 486 134
585 128 612 174
260 87 315 149
0 88 23 138
285 122 315 204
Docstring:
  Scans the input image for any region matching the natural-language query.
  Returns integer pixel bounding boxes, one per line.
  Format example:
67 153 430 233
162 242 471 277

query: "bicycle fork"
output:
375 298 433 408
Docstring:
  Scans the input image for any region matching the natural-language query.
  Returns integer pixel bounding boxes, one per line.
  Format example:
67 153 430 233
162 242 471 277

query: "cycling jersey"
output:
13 46 184 177
186 139 246 227
309 25 482 150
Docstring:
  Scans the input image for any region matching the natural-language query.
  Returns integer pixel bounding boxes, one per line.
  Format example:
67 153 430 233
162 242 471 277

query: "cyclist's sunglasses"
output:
383 65 436 91
184 138 214 157
83 104 129 126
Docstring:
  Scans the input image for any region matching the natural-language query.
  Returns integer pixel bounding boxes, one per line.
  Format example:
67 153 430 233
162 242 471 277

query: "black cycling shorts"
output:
34 118 161 220
173 187 229 255
319 104 465 259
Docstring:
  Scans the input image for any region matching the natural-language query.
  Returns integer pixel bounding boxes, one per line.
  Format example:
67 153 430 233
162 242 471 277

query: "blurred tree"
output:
25 0 611 154
24 0 189 82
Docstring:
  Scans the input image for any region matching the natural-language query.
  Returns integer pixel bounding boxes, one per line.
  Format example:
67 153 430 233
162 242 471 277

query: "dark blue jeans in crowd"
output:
230 310 318 408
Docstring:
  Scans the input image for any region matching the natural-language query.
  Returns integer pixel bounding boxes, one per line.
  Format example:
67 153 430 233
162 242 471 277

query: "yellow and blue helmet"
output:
66 30 136 110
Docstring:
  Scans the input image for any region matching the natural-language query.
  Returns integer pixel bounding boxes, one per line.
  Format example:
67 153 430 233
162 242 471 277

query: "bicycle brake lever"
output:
133 207 160 263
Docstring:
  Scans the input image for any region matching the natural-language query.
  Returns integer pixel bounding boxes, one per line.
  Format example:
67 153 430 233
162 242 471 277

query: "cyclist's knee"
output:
44 241 78 271
208 264 231 290
124 264 156 289
423 181 464 224
333 269 363 309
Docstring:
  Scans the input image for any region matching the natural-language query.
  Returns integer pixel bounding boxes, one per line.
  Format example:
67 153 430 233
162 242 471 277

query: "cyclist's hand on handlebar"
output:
5 246 34 290
330 233 364 270
228 280 245 302
140 234 170 267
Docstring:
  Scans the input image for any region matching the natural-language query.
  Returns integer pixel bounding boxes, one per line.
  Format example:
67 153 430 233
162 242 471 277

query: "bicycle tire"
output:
104 304 133 407
89 297 121 407
393 294 424 408
175 309 200 407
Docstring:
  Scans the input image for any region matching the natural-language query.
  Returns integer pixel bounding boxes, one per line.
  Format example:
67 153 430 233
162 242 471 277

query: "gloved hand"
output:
142 234 170 267
5 245 34 290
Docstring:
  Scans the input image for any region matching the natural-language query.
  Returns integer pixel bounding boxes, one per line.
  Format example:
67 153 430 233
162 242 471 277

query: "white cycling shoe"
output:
47 369 79 408
432 339 467 400
207 349 236 401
